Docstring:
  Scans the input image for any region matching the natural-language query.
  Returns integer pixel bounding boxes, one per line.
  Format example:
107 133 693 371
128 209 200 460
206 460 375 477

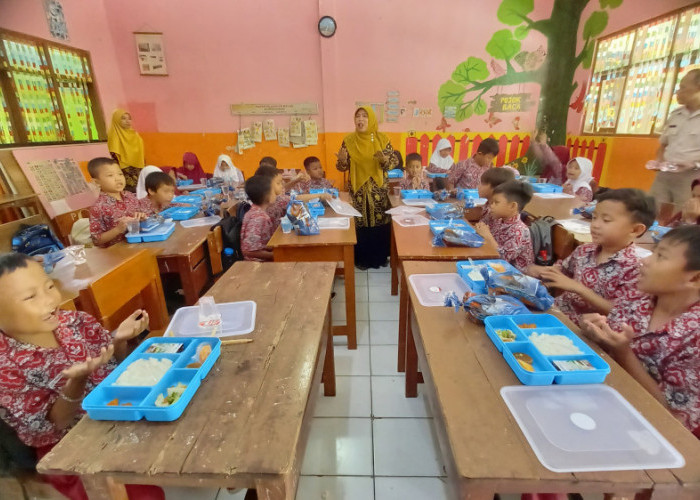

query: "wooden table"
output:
392 217 499 374
268 202 358 349
524 193 582 220
402 261 700 499
118 223 212 305
38 261 337 500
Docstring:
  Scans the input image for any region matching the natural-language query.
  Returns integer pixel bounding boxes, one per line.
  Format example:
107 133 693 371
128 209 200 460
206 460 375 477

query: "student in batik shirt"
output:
474 180 534 272
447 137 499 190
241 175 276 262
477 167 516 229
296 156 335 193
398 153 430 190
581 225 700 439
530 189 656 327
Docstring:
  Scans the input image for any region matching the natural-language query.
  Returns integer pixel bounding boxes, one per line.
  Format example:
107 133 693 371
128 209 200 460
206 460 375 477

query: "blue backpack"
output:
12 224 64 256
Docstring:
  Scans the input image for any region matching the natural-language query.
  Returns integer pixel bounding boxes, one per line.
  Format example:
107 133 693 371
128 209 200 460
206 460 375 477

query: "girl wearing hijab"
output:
336 106 398 269
427 138 455 173
563 157 594 203
177 152 209 183
213 154 245 185
135 166 163 200
107 109 145 192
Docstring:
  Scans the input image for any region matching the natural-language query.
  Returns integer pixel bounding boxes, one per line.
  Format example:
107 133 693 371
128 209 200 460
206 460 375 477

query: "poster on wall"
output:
24 158 95 217
386 90 400 123
238 128 254 150
263 119 277 140
303 120 318 146
134 32 168 76
251 121 263 142
289 116 303 137
44 0 69 41
278 128 290 148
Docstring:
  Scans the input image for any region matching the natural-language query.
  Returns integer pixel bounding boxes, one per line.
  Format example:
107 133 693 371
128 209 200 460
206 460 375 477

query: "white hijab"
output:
136 165 162 199
564 157 593 194
429 138 454 170
214 154 244 183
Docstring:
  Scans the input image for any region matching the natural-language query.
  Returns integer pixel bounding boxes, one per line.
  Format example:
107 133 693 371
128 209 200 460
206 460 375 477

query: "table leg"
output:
343 245 357 350
397 263 408 372
405 308 418 398
390 224 398 296
174 256 199 306
82 476 127 500
323 302 336 397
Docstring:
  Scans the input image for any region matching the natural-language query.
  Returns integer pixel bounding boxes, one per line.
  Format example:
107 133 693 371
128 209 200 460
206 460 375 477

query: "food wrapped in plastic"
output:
432 228 484 248
425 203 464 220
464 294 529 322
648 222 672 243
483 267 554 311
286 198 320 235
432 189 450 201
572 202 596 219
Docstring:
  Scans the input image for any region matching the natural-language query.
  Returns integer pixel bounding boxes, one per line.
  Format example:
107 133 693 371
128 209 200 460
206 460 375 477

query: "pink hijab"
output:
179 152 207 182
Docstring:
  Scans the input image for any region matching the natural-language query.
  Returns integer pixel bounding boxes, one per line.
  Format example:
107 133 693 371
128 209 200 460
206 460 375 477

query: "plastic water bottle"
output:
222 247 235 270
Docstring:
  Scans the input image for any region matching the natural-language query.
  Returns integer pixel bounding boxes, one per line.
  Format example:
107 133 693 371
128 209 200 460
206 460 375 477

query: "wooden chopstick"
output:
221 338 253 345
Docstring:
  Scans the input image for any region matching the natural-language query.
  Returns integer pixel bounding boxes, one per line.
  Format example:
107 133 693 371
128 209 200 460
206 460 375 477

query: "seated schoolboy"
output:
669 178 700 227
447 137 499 190
297 156 334 193
143 171 178 215
0 253 163 500
530 188 655 326
88 157 147 248
399 153 429 190
258 156 310 192
241 175 275 262
477 167 516 228
580 225 700 438
562 157 594 203
475 180 534 272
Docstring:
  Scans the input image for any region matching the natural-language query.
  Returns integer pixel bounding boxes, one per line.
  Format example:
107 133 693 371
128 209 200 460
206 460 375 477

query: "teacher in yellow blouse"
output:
107 109 145 193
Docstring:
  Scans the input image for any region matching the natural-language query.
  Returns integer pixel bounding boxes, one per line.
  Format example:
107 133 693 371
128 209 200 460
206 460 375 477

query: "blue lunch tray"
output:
177 179 194 187
426 171 449 178
401 189 433 199
456 259 519 294
307 201 325 217
309 188 339 198
125 222 176 243
172 194 203 205
520 176 538 183
191 187 223 196
160 206 199 221
82 337 221 421
531 183 564 193
455 188 479 200
483 314 610 386
387 169 404 179
429 219 472 235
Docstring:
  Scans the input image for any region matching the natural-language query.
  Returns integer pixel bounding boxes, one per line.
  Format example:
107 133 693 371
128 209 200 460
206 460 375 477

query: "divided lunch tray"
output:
531 183 564 193
167 301 257 337
387 169 404 179
191 187 222 196
484 314 610 385
401 189 433 199
307 201 325 216
455 188 479 199
309 188 339 198
177 179 194 186
82 337 221 421
160 206 199 221
408 273 470 307
126 221 176 243
456 259 518 294
426 171 448 178
429 219 472 235
172 194 203 205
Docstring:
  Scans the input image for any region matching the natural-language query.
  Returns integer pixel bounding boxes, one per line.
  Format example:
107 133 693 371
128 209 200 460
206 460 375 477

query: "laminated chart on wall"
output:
22 158 95 217
251 121 262 142
263 119 277 140
237 128 254 150
303 120 318 145
278 128 290 148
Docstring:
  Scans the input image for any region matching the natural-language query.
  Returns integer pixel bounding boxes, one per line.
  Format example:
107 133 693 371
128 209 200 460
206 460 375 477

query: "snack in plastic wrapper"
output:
482 267 554 311
572 202 596 219
648 222 672 243
286 198 320 236
432 228 484 248
425 203 464 220
432 189 450 202
464 294 529 322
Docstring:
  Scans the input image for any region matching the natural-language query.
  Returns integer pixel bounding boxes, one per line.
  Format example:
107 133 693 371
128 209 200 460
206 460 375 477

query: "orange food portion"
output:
198 344 212 363
107 399 119 406
187 362 202 369
489 263 506 273
122 403 133 407
518 323 537 329
517 359 534 372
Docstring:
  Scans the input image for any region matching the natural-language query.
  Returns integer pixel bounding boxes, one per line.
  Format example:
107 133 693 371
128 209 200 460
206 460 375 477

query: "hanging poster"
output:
303 120 318 146
386 90 400 123
278 128 290 148
251 121 263 142
134 32 168 76
289 116 303 137
44 0 69 41
238 128 254 150
263 119 277 140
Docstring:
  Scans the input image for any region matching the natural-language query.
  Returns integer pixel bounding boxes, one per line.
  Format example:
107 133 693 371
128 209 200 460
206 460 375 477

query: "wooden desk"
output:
119 223 212 305
268 205 358 349
402 261 700 499
524 193 582 220
38 261 337 500
393 219 499 374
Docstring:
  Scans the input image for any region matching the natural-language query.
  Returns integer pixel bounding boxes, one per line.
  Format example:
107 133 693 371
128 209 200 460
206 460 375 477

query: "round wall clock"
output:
318 16 337 38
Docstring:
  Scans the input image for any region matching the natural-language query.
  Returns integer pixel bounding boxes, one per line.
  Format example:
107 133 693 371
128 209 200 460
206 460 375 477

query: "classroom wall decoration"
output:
263 119 277 140
43 0 69 41
437 0 624 145
278 127 290 147
134 32 168 76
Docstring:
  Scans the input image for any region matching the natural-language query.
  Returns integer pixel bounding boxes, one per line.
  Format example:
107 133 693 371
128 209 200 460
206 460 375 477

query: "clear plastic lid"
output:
408 273 470 307
168 301 256 338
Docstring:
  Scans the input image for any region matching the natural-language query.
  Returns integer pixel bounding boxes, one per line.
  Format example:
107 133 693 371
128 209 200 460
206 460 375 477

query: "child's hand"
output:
177 173 188 180
114 309 150 342
411 176 422 190
319 193 332 201
134 212 148 221
474 222 491 238
581 317 635 355
539 267 580 292
295 171 310 183
682 197 700 223
116 217 132 233
562 184 573 195
62 345 114 380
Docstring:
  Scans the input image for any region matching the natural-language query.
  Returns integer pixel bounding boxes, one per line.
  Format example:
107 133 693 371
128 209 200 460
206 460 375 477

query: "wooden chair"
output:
52 208 90 246
207 225 224 277
657 201 677 227
552 224 577 262
78 249 169 334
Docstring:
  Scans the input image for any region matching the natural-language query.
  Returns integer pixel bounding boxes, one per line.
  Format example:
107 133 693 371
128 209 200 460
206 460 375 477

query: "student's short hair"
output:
145 172 175 193
0 252 33 279
480 167 515 188
405 153 422 165
476 138 499 156
245 175 273 205
596 188 656 229
662 225 700 271
255 164 282 178
493 180 533 211
259 156 277 167
87 157 118 178
303 156 321 169
685 68 700 88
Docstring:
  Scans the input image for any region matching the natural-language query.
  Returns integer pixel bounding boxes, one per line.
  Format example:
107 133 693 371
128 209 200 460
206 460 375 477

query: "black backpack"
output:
530 216 558 266
211 202 251 264
11 224 64 256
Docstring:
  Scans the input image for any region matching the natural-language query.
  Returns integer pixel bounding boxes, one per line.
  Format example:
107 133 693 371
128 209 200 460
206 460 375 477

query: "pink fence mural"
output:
566 137 608 181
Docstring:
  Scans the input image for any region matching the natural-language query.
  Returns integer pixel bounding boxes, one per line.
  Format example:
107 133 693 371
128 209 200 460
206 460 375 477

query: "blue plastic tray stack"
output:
531 183 564 193
307 201 325 217
426 171 448 178
172 194 203 205
387 169 404 179
125 221 176 243
160 206 199 221
401 189 433 199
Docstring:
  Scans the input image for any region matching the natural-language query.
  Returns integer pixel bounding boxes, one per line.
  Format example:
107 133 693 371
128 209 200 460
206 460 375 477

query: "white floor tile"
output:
374 477 450 500
164 486 219 500
333 282 369 303
372 376 431 418
334 320 370 346
367 273 392 287
368 286 399 303
297 475 374 500
332 301 369 322
368 265 391 273
370 345 400 376
354 273 368 286
370 320 399 345
369 302 400 321
335 345 371 376
373 418 445 476
215 489 248 500
315 376 371 417
301 418 374 476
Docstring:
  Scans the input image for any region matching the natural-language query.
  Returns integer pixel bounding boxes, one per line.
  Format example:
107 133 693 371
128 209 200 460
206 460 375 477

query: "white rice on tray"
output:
529 332 582 356
114 358 172 386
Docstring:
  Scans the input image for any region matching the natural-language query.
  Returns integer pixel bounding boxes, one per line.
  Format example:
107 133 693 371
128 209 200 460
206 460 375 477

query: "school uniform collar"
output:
97 191 128 205
590 242 638 266
674 105 700 119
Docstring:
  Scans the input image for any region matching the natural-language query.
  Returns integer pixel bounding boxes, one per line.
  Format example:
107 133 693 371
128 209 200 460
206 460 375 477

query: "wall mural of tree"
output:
437 0 623 144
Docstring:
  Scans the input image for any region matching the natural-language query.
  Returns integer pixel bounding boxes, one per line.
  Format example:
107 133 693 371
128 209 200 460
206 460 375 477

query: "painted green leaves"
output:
583 10 609 39
486 29 522 61
452 57 490 84
439 57 490 119
497 0 534 25
600 0 623 8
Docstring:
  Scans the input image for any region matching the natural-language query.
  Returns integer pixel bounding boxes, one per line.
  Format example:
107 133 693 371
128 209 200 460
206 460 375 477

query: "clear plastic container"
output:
197 296 221 331
167 300 257 337
408 273 470 307
501 385 685 472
